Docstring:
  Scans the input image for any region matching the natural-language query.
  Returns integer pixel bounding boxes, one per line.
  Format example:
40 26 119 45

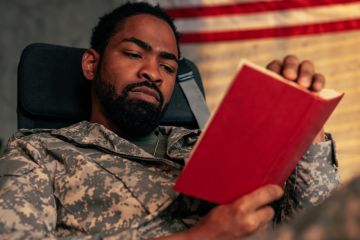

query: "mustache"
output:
123 81 164 105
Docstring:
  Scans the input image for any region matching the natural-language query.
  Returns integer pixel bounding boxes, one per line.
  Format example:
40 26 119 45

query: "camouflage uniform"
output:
0 121 339 239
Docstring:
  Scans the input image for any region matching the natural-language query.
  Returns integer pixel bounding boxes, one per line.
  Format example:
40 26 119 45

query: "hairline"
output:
101 13 180 58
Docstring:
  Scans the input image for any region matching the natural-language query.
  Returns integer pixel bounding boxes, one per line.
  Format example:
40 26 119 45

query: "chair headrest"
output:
17 43 206 129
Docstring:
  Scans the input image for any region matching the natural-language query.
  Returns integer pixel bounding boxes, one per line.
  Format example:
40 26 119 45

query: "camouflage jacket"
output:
0 121 339 239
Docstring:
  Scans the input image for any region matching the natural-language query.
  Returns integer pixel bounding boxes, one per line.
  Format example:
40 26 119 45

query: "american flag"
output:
144 0 360 182
156 0 360 42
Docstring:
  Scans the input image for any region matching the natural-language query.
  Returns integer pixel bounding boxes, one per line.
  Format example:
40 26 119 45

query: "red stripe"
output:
166 0 360 18
179 18 360 43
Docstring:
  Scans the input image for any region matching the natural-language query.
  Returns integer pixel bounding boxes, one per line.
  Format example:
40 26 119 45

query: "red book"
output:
174 60 344 204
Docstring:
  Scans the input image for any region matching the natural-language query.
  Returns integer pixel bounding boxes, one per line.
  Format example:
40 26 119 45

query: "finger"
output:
255 206 275 225
266 60 282 74
237 206 275 234
282 55 300 81
234 184 283 212
311 73 325 92
297 60 314 88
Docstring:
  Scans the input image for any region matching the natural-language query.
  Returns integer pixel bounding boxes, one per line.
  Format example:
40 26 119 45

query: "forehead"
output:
110 14 178 57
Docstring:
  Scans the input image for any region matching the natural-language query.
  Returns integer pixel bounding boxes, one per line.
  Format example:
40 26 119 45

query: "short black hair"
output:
90 2 181 57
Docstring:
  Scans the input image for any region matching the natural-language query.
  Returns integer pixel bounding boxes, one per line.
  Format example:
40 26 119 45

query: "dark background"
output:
0 0 131 151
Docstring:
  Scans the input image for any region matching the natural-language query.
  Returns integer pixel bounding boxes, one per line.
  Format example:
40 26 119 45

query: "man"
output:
0 2 339 239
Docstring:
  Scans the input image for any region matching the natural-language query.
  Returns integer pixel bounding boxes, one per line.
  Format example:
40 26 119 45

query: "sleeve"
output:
0 135 172 240
0 136 58 239
273 133 340 223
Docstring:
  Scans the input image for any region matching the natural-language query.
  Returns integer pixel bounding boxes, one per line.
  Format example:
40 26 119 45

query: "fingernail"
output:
283 69 297 80
313 82 323 91
272 185 284 196
298 77 310 88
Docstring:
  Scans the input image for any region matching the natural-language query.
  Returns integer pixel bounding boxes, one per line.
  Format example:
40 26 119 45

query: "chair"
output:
17 43 208 130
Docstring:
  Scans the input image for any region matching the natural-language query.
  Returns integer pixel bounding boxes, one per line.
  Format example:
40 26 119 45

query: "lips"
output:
130 86 161 102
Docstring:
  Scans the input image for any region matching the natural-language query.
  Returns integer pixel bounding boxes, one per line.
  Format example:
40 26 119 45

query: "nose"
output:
139 59 162 86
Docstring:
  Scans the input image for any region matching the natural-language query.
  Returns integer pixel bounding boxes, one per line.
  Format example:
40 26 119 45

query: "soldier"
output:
0 2 339 239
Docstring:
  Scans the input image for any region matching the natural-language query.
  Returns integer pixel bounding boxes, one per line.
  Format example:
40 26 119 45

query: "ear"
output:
82 48 100 81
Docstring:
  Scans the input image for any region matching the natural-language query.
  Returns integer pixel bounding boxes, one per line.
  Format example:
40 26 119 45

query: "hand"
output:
183 185 284 240
266 55 326 142
266 55 325 92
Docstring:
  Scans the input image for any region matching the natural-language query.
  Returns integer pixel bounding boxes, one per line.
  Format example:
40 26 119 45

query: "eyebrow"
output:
121 37 178 63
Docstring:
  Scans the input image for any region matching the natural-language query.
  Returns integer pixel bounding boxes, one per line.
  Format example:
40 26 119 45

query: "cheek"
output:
100 65 135 94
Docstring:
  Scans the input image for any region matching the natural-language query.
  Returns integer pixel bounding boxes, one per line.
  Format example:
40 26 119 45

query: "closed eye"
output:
124 51 142 59
161 64 176 74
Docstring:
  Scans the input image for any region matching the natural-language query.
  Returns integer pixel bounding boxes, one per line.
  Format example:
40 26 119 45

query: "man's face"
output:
94 14 179 137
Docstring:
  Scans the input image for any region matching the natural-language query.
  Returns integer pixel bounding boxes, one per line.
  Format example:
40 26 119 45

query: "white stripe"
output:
174 3 360 33
141 0 269 8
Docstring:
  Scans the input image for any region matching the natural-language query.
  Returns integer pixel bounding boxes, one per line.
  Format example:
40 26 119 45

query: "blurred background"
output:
1 0 360 183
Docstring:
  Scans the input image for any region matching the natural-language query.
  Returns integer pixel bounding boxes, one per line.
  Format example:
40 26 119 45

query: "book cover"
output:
173 60 344 204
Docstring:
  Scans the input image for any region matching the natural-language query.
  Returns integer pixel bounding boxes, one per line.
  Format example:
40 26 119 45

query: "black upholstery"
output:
17 43 206 129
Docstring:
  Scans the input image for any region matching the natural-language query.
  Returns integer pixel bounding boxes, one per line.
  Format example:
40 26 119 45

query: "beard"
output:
94 75 165 138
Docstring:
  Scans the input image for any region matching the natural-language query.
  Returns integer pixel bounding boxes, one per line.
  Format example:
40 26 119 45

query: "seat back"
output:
17 43 207 129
